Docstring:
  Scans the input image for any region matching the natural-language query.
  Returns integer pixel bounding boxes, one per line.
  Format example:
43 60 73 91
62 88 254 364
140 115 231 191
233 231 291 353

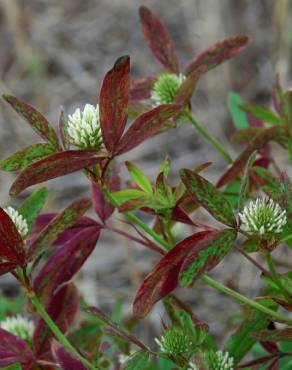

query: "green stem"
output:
202 274 292 325
265 252 292 303
185 109 233 164
29 291 97 370
102 187 171 250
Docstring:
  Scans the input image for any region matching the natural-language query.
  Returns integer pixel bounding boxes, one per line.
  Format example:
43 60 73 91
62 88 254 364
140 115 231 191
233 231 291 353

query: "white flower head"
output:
214 350 234 370
151 73 186 106
155 327 193 357
239 197 287 237
0 314 34 341
4 206 28 238
67 104 102 149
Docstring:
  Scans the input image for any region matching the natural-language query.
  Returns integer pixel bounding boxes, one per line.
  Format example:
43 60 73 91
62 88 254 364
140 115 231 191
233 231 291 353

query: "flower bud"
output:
205 350 234 370
0 315 34 341
155 326 194 357
151 73 185 105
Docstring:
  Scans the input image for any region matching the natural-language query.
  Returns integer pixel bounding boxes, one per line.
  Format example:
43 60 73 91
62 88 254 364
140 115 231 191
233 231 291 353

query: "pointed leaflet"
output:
9 150 105 196
0 208 25 266
99 56 130 153
126 161 152 193
227 93 249 129
0 328 34 367
130 76 155 101
217 127 281 188
185 35 250 76
139 6 179 73
116 104 182 155
33 226 100 304
28 198 92 260
174 68 202 106
51 341 86 370
134 230 222 317
0 144 56 172
239 103 281 126
180 169 236 227
3 95 60 149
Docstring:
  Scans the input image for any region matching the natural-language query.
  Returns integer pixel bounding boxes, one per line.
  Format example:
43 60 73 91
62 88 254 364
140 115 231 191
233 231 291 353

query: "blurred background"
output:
0 0 292 347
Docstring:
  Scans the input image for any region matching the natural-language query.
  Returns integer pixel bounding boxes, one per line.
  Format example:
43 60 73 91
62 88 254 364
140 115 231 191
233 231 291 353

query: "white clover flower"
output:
151 73 186 106
4 206 28 238
214 350 234 370
67 104 102 149
155 327 193 356
239 197 287 237
0 315 34 341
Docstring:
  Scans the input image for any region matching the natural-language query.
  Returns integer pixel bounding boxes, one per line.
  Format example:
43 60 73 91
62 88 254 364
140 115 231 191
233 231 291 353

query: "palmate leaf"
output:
9 150 105 196
180 169 237 227
133 229 236 317
51 341 87 370
99 56 130 153
3 94 60 149
185 35 250 75
139 6 180 73
0 143 56 171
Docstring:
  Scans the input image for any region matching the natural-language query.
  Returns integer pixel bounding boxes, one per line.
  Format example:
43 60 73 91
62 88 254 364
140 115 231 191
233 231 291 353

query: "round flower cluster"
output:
151 73 185 105
4 206 28 238
67 104 103 149
155 327 193 357
205 350 234 370
0 315 34 341
239 197 287 237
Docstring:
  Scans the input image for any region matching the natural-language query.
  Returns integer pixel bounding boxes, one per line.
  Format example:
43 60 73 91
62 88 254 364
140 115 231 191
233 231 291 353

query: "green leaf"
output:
224 298 277 364
180 169 237 227
3 364 22 370
180 229 237 286
227 92 249 129
124 350 150 370
112 189 147 206
18 187 48 231
238 151 256 212
239 103 282 125
126 161 152 193
0 144 56 171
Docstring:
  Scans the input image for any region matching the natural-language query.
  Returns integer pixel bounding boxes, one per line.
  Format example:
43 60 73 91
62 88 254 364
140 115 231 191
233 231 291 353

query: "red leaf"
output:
0 262 18 276
51 341 86 370
10 150 105 196
139 6 179 73
130 76 155 101
133 230 218 317
185 35 250 75
0 328 34 367
33 283 78 356
217 127 280 188
174 68 202 106
3 94 60 149
99 56 130 153
33 226 100 304
0 208 25 266
116 104 182 155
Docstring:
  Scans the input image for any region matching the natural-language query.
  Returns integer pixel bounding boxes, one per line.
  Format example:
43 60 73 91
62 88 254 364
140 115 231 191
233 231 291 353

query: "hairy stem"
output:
29 291 97 370
185 109 233 164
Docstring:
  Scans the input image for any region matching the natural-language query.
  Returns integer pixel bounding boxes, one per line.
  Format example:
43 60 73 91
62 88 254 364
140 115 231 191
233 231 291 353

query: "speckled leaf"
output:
116 104 182 155
133 230 218 317
28 198 92 260
130 76 155 101
180 169 236 227
51 341 86 370
0 208 25 266
217 127 281 188
99 56 130 153
0 328 34 367
180 229 237 286
3 94 60 149
139 6 179 73
185 35 250 75
18 187 48 232
9 150 105 196
0 144 56 172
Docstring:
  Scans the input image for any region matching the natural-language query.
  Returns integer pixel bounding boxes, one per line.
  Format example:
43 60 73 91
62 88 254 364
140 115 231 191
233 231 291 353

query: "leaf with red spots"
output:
51 341 86 370
133 229 222 317
185 35 250 76
116 104 182 155
99 56 130 153
9 150 105 196
139 6 179 73
0 328 34 367
3 95 60 149
0 208 25 266
130 76 155 101
180 169 237 227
